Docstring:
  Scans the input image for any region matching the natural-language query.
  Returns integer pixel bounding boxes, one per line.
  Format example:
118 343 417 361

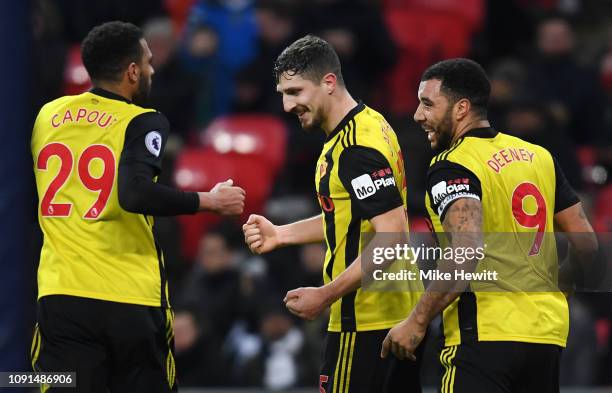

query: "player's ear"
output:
321 73 337 94
455 98 471 120
127 62 139 84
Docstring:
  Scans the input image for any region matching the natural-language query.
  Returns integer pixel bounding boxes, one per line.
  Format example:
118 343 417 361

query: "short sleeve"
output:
120 111 170 174
553 156 580 213
338 146 403 219
426 161 482 222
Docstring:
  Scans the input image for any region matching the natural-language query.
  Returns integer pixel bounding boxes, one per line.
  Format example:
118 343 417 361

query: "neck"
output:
321 90 358 136
451 118 490 145
95 80 133 102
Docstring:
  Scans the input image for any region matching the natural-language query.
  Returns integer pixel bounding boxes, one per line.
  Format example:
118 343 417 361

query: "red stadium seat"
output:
200 114 288 176
63 45 92 95
173 146 275 259
173 148 233 259
176 115 288 259
380 0 484 114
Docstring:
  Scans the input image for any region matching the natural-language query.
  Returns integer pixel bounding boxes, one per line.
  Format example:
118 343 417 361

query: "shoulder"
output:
127 110 169 131
36 94 76 115
351 106 398 151
499 132 554 164
428 137 472 168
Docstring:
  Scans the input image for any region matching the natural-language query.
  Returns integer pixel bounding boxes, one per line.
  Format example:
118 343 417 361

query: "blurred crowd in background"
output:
28 0 612 389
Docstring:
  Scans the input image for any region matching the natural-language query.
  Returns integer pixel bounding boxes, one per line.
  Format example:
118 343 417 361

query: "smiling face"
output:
276 72 329 131
414 79 455 151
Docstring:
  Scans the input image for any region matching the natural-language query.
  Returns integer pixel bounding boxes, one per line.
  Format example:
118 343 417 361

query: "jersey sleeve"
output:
338 146 403 220
426 161 482 222
120 111 169 173
553 156 580 213
118 111 199 215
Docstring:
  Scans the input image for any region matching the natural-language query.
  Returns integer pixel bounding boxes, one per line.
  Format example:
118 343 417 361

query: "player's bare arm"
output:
554 202 598 256
554 202 599 289
242 214 324 254
284 205 407 320
381 198 483 360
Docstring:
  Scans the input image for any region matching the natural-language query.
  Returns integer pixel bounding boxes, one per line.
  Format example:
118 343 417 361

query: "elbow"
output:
573 231 599 260
118 184 146 214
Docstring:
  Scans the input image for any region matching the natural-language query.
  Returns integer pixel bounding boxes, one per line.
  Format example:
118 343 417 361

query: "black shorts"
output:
438 341 561 393
320 330 424 393
31 295 177 393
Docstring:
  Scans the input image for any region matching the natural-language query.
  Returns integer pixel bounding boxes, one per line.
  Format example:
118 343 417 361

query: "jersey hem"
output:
38 289 162 308
327 318 406 332
444 335 567 348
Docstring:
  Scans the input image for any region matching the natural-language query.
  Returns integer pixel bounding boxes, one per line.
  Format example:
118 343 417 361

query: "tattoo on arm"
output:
442 198 482 233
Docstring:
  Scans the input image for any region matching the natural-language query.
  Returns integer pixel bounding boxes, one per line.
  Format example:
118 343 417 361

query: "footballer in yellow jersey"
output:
30 22 244 393
243 35 423 393
382 59 597 393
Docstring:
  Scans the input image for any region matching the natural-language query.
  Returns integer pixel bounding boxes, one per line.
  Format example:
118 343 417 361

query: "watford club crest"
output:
319 159 328 178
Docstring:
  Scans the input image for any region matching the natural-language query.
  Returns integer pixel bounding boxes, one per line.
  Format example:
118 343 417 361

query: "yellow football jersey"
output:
32 89 170 307
425 128 578 347
315 102 423 332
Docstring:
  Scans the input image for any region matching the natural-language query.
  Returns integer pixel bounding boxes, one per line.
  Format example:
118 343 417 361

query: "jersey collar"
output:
90 87 132 104
463 127 498 139
326 101 366 141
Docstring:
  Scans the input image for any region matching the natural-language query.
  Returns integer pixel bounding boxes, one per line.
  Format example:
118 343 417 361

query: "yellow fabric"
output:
315 105 422 332
425 132 568 347
32 92 168 307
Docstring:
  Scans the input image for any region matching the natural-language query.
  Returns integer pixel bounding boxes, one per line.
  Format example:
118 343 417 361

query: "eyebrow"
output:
420 96 434 105
278 86 300 94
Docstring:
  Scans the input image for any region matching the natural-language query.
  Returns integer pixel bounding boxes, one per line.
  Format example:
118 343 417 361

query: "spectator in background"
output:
32 0 69 110
174 308 230 386
596 26 612 173
503 99 583 190
180 23 219 128
299 0 397 105
237 299 315 389
144 17 198 142
53 0 166 42
181 0 258 125
232 0 300 114
525 14 607 146
176 227 245 343
487 59 527 128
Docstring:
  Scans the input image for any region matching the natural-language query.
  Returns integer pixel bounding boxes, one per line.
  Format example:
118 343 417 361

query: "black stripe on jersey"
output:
155 240 169 308
326 102 365 142
340 207 361 331
433 137 465 163
341 121 352 149
350 118 357 146
442 137 465 161
457 292 478 343
323 136 343 281
144 214 169 308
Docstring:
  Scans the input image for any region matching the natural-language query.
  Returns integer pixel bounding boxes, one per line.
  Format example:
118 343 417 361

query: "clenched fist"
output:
242 214 280 254
199 179 245 215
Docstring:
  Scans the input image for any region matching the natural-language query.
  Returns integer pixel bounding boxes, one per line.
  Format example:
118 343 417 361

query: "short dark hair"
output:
273 34 344 86
421 58 491 117
81 21 144 83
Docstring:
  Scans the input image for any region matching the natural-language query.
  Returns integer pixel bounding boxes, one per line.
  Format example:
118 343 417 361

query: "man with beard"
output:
381 58 598 393
243 35 424 393
30 21 245 392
